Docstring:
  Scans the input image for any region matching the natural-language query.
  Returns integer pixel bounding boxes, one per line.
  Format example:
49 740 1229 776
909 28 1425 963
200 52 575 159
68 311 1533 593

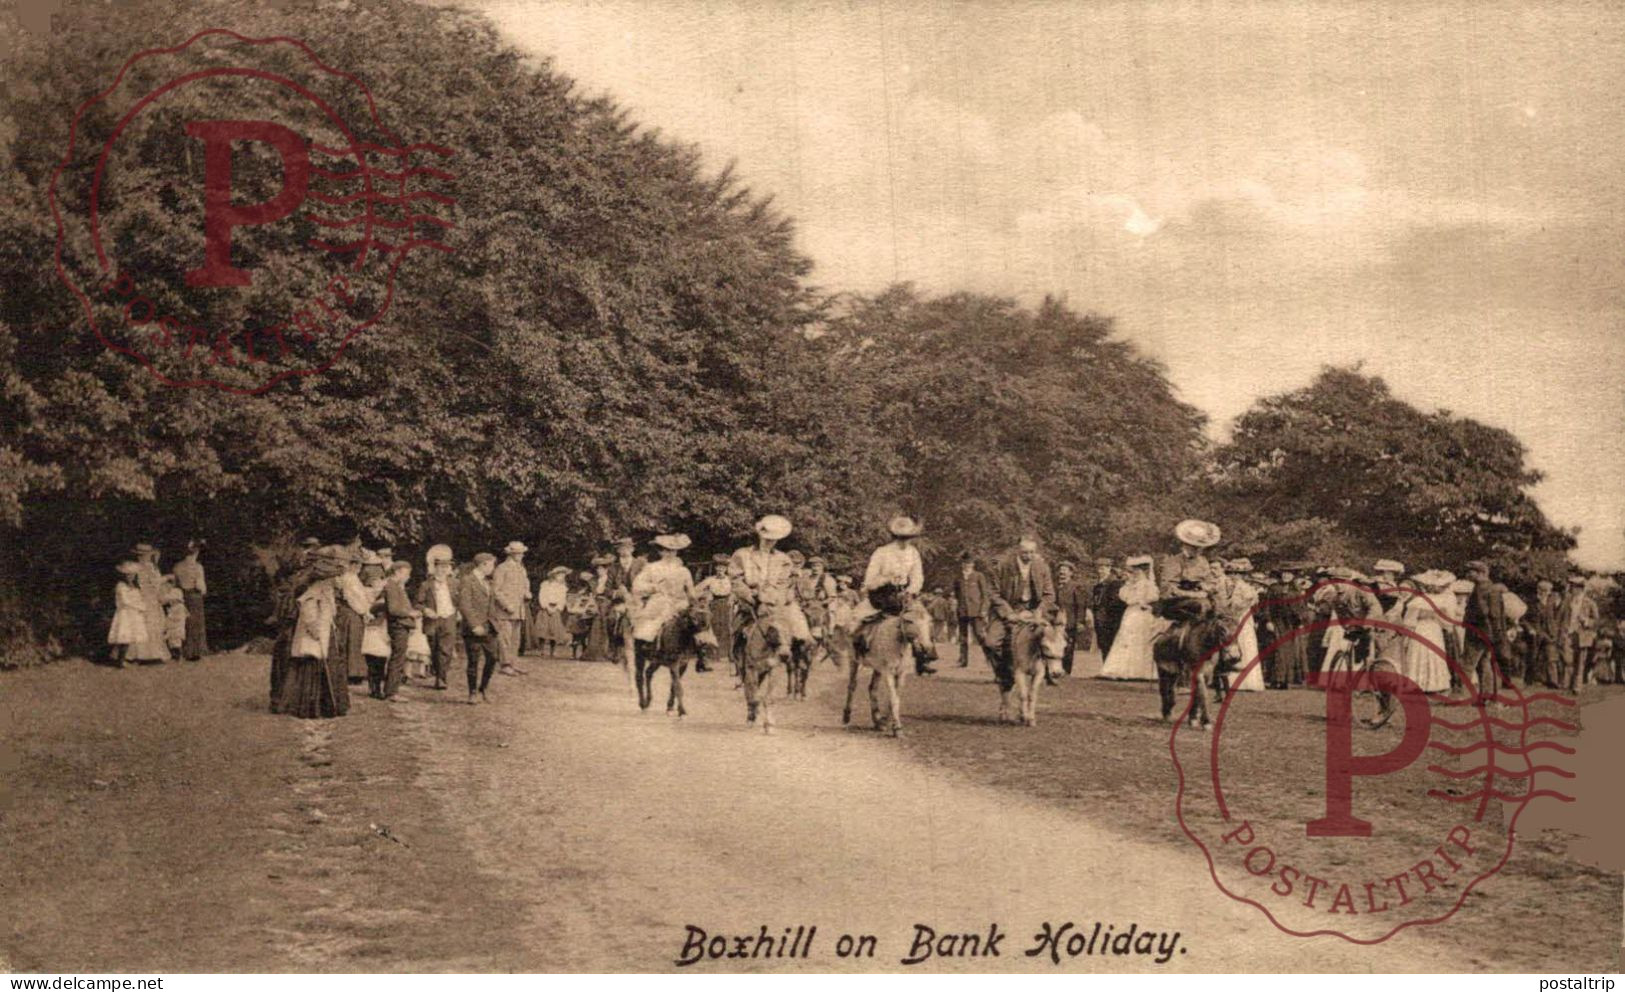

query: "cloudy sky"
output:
475 0 1625 568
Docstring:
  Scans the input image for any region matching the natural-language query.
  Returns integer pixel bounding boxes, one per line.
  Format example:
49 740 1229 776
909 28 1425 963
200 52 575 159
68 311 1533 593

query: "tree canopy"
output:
0 0 1591 660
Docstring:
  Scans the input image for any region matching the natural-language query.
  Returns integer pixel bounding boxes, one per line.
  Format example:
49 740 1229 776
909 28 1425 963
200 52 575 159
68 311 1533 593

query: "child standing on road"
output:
107 561 147 668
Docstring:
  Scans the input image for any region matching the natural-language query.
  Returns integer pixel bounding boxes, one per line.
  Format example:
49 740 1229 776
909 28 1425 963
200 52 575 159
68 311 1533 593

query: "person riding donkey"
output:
1152 519 1228 721
728 514 810 667
854 516 937 675
984 536 1057 691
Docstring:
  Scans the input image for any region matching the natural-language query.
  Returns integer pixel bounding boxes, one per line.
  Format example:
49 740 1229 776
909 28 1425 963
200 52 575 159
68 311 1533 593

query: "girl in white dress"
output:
107 561 147 667
1101 557 1161 680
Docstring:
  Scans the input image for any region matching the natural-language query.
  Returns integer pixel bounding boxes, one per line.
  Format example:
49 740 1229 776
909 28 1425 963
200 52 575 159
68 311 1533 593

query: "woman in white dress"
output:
1215 559 1265 692
1399 571 1455 693
1100 556 1160 680
631 534 696 643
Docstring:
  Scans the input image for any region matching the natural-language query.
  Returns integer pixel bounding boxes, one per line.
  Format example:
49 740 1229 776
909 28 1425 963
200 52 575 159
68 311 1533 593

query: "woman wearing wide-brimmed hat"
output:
277 546 352 719
534 566 572 658
1101 556 1160 681
585 553 617 662
107 561 148 668
127 543 169 663
631 534 696 643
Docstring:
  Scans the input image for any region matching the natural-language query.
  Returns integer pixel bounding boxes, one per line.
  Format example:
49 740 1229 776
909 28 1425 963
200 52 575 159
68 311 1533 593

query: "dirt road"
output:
389 655 1470 972
5 650 1611 972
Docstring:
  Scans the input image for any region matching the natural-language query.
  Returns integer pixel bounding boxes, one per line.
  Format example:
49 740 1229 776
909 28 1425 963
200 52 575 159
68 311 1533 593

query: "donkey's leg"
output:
672 661 688 718
1158 669 1175 720
1025 670 1040 727
842 656 860 725
634 643 651 711
884 672 903 737
758 666 777 734
869 669 885 730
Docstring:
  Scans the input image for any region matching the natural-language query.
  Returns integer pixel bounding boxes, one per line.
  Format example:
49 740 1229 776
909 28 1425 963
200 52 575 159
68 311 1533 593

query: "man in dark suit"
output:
604 537 644 669
1461 560 1509 695
1054 561 1089 677
952 551 991 668
457 552 502 704
1527 579 1561 687
984 537 1056 693
1087 557 1126 659
381 560 420 702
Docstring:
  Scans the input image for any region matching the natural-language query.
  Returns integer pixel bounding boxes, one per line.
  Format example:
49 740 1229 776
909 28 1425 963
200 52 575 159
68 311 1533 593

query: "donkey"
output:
633 600 716 717
1152 613 1230 729
841 601 935 737
994 617 1064 727
734 605 791 734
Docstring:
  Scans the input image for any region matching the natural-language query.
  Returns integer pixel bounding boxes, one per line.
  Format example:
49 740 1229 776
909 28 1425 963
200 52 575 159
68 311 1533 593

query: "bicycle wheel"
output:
1354 658 1398 729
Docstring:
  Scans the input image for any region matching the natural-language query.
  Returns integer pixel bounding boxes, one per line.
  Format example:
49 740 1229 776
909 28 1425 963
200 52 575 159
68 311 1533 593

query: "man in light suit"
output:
493 541 531 676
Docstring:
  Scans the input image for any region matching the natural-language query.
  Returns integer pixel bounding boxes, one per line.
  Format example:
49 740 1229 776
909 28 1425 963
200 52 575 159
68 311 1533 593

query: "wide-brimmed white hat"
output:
1373 559 1405 575
548 565 570 576
1174 519 1221 548
653 533 691 551
503 541 528 555
754 514 793 540
888 515 923 538
1412 569 1455 591
425 544 453 567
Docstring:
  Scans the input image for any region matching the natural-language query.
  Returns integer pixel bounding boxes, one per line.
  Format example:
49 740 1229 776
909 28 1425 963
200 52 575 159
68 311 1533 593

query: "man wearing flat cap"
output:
1557 574 1599 692
493 541 531 676
952 551 992 668
1460 560 1509 695
457 552 502 704
1054 560 1089 677
1528 578 1562 688
1087 557 1127 660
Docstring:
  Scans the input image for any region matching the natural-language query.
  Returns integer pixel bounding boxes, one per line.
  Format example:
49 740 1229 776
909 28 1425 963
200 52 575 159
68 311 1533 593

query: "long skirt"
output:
331 604 364 687
1263 626 1308 685
535 606 570 645
269 631 291 713
521 603 541 653
182 590 208 658
585 601 613 661
277 652 350 718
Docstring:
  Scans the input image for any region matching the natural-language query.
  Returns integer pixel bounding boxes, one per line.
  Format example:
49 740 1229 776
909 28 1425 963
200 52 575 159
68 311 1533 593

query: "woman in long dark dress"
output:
584 556 614 662
277 548 350 718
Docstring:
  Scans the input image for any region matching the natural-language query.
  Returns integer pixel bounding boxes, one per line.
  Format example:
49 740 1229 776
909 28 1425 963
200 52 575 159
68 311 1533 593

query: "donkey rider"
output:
853 515 937 675
1156 519 1224 667
728 514 811 665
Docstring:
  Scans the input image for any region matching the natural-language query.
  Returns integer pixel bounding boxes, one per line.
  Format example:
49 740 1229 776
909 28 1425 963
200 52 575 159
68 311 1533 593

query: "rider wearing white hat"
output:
631 534 696 643
858 515 933 674
1160 519 1222 617
728 514 809 658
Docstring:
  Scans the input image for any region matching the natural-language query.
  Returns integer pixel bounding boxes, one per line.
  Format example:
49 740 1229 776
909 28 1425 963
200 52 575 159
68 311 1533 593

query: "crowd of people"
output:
105 515 1623 722
105 540 209 666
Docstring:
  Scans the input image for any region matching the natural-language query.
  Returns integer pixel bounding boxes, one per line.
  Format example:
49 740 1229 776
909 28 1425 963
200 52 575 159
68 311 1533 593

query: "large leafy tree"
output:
1207 366 1576 581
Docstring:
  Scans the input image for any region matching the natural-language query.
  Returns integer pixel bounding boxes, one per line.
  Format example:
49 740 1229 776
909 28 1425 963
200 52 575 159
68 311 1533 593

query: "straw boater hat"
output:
1373 559 1404 576
754 514 792 541
888 515 923 538
548 565 570 577
652 533 691 551
425 544 453 567
503 541 528 555
1174 519 1221 548
1127 554 1153 568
